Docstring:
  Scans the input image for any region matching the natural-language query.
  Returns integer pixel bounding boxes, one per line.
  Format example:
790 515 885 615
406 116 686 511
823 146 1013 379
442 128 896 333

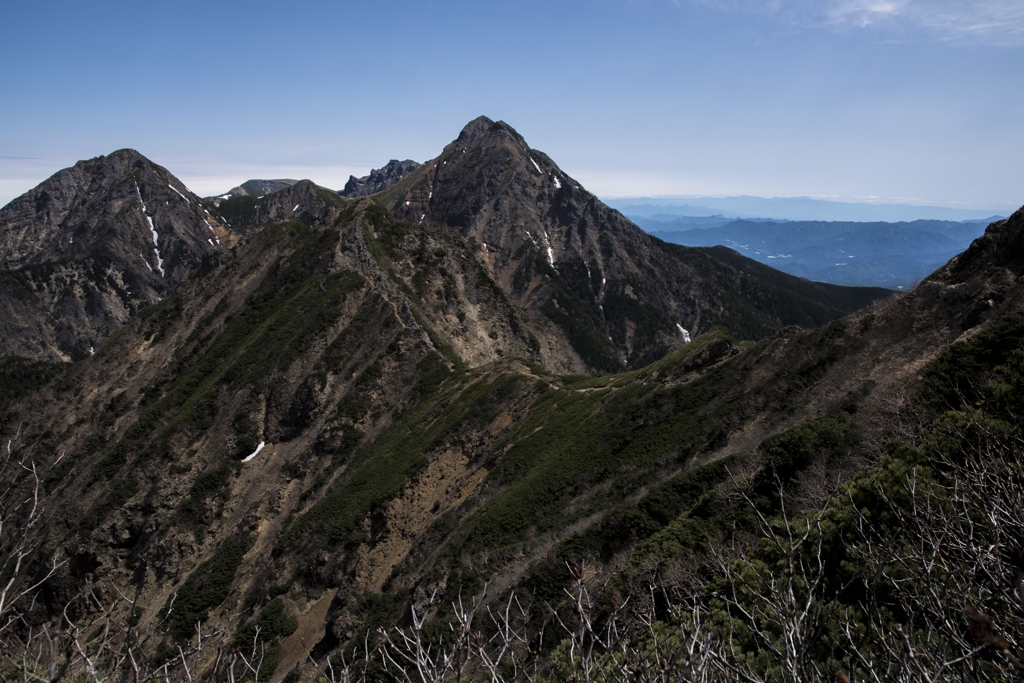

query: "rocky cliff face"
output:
0 150 234 361
385 116 889 371
340 159 421 197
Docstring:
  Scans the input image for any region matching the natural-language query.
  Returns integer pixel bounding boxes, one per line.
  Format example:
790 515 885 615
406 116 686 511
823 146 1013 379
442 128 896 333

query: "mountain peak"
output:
455 116 523 146
0 149 232 360
383 117 889 372
340 159 420 197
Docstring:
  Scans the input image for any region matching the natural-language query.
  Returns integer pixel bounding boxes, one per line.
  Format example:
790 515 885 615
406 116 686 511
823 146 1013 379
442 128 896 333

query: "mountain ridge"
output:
0 119 888 372
0 115 1022 678
0 149 234 360
2 202 1021 681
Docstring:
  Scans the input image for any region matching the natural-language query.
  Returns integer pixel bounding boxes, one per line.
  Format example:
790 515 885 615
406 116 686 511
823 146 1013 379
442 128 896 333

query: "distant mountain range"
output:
640 216 1000 288
607 195 1006 223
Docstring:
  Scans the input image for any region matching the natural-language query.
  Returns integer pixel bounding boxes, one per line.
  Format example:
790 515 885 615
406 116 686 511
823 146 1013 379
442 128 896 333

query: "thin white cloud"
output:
692 0 1024 44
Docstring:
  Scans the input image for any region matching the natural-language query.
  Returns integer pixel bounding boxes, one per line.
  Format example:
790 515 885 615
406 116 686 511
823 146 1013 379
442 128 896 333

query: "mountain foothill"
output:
1 116 1022 682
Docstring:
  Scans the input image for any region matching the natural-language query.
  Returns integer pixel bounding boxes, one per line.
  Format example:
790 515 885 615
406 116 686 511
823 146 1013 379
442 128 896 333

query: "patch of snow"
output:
428 191 433 199
139 254 153 272
293 204 300 212
602 277 606 286
205 219 215 232
204 209 210 215
168 184 190 204
530 157 541 174
677 324 691 343
218 194 230 200
241 441 266 463
552 175 561 189
145 215 165 277
208 238 214 245
135 183 164 277
89 346 94 356
69 236 73 243
541 231 554 266
420 214 426 222
405 201 410 206
134 182 148 213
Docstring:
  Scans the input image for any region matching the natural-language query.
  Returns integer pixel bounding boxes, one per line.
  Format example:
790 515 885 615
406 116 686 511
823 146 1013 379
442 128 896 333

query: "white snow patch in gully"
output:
135 183 164 277
542 229 554 265
552 175 561 189
242 441 266 463
677 324 691 343
293 205 300 212
168 184 190 204
139 254 153 272
145 215 164 277
530 157 541 174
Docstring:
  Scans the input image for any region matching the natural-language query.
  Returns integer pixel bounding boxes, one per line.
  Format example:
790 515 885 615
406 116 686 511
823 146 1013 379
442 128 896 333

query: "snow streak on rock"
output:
242 441 266 463
677 324 691 343
135 183 164 277
168 184 190 204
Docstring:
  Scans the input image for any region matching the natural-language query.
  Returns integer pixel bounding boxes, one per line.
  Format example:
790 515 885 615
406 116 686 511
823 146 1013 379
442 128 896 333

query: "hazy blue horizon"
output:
604 195 1009 222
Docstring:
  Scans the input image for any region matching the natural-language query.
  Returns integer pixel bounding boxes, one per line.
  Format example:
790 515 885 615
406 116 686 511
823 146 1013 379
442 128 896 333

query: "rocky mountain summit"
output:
340 159 421 197
385 116 888 370
0 150 234 361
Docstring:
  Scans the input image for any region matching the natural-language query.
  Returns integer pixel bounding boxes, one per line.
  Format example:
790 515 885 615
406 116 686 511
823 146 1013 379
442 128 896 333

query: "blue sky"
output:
1 0 1021 213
